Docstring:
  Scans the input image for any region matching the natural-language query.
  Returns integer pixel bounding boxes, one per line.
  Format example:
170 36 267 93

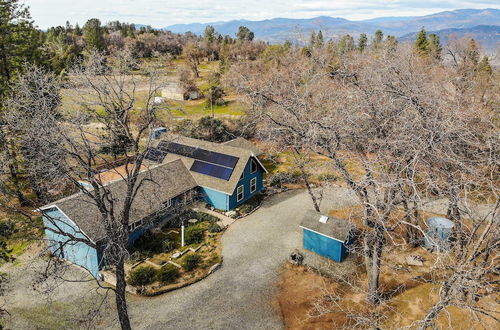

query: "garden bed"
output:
209 192 266 219
124 211 224 295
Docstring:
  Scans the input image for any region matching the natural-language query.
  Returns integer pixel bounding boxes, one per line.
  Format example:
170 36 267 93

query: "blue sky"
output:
26 0 500 29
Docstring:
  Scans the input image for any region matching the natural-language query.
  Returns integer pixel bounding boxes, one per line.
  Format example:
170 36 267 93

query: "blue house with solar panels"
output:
144 134 267 211
38 135 267 278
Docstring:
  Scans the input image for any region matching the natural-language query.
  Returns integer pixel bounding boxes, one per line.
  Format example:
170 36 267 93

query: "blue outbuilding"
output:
300 210 353 262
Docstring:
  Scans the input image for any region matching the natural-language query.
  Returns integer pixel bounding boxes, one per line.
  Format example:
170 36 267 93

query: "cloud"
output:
26 0 500 29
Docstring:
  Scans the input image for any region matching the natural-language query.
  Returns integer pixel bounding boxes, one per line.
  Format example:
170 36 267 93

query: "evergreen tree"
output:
0 0 42 104
358 33 367 52
309 31 316 48
338 34 355 55
415 27 429 56
466 38 480 67
83 18 105 52
316 30 324 46
477 56 492 76
372 29 384 49
236 26 254 41
428 33 442 60
204 25 216 43
385 35 398 52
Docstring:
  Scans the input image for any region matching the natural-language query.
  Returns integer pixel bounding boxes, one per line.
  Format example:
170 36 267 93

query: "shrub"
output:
268 171 301 187
185 226 204 245
318 173 339 182
127 266 157 286
183 254 201 271
208 223 222 233
161 239 175 253
156 265 180 284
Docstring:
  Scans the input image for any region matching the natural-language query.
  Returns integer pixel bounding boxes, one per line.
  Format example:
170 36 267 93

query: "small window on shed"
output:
250 158 257 173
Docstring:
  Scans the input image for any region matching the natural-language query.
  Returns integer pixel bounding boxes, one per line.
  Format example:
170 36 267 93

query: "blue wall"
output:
302 229 347 262
201 157 264 211
42 207 102 279
200 186 229 210
228 157 264 210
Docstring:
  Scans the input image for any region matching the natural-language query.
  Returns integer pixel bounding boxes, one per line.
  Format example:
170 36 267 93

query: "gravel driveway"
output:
3 187 358 329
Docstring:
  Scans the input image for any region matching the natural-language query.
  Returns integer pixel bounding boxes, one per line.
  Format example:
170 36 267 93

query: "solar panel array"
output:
144 148 166 163
157 141 239 181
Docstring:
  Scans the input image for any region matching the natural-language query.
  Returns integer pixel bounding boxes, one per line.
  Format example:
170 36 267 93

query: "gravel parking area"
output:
3 187 358 329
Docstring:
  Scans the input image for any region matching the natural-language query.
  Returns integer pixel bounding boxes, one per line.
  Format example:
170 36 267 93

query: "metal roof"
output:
300 210 353 243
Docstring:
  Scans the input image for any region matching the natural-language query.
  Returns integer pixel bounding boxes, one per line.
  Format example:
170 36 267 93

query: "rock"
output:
188 219 198 224
225 211 237 218
153 96 165 105
406 255 424 266
289 249 304 265
172 252 181 259
208 263 221 274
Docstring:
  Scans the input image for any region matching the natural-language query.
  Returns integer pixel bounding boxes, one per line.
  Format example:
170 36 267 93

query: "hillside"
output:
163 8 500 48
400 25 500 53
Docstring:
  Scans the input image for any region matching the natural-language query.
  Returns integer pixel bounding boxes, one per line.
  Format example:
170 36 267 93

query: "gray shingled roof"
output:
223 137 263 157
147 134 266 195
300 210 353 242
41 159 197 242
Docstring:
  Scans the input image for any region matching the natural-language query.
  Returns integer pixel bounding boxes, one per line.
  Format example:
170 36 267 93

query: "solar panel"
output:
190 160 233 181
144 148 166 163
158 141 239 169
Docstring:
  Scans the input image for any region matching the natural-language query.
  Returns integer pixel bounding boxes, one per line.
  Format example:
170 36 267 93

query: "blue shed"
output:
424 217 455 252
300 210 353 262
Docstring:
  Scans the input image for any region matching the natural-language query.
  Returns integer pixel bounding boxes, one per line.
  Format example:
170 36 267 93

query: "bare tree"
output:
226 42 499 313
1 51 164 329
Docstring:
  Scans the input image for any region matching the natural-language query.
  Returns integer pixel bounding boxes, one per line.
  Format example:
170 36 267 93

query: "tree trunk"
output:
364 230 383 305
115 260 132 330
302 170 320 212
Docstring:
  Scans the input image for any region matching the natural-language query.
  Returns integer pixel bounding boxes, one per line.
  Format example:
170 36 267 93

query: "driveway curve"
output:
128 187 358 329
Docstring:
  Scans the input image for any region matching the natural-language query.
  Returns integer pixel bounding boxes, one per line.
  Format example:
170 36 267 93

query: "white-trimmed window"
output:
250 177 257 193
164 199 173 208
250 158 258 174
237 185 244 202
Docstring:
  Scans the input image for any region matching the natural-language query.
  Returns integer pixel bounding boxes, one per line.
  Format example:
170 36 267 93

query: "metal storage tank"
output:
424 217 455 252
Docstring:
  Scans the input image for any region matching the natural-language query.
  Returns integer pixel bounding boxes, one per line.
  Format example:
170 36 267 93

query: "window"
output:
237 185 244 202
128 221 140 232
250 177 257 193
250 158 258 173
164 199 173 208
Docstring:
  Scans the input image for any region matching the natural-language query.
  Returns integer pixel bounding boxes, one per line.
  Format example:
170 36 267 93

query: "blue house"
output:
300 210 353 262
39 136 267 278
145 134 267 211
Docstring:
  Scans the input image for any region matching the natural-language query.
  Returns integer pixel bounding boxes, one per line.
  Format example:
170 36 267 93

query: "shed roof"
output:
300 210 353 242
147 134 266 195
41 159 197 242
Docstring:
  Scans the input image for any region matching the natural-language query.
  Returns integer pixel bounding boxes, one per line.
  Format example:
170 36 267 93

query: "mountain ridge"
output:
161 8 500 48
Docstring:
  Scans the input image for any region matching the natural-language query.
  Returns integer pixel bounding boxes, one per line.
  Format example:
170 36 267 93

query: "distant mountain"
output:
163 8 500 48
400 25 500 52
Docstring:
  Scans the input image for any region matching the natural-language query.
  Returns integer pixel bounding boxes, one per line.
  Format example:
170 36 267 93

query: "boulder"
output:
289 250 304 265
406 255 424 266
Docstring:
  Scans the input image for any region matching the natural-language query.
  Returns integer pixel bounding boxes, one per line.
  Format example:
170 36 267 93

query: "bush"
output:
268 171 301 187
318 173 339 182
208 223 222 233
127 266 157 286
185 226 204 245
183 254 201 271
156 265 180 284
161 239 175 253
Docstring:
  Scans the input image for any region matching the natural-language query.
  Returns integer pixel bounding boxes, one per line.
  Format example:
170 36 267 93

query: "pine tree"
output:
415 27 429 56
83 18 105 52
477 56 492 76
372 30 384 49
316 30 324 46
427 33 442 60
358 33 367 52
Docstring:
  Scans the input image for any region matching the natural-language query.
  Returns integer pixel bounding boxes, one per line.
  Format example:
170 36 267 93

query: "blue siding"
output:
302 229 347 262
42 207 102 278
228 157 264 210
200 186 229 210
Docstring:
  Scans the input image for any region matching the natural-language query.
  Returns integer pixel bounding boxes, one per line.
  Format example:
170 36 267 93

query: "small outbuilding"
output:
424 217 455 252
299 210 353 262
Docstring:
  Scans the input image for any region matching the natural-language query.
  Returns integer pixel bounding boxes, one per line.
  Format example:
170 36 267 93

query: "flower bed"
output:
125 211 223 295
